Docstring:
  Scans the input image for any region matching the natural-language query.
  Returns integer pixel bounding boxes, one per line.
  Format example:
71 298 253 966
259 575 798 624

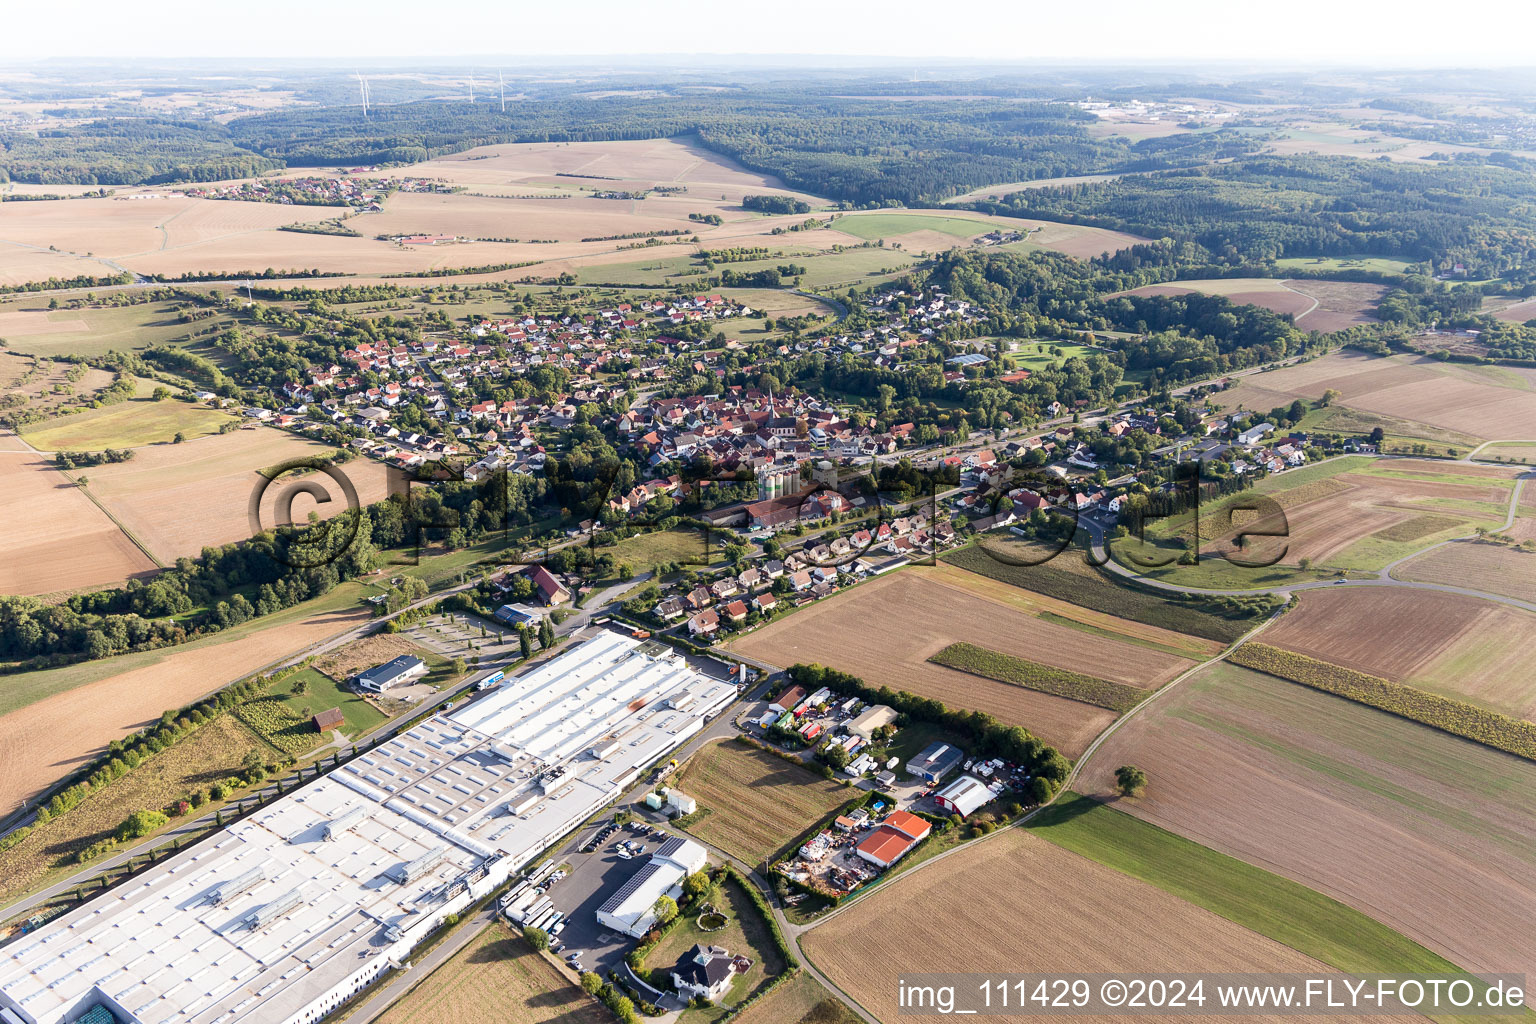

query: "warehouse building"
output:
0 633 733 1024
353 655 427 692
905 741 964 784
853 810 932 869
934 774 993 818
847 704 897 739
597 836 709 938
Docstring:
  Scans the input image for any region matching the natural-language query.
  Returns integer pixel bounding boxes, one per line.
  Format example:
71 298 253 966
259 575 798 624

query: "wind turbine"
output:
468 71 474 104
498 70 505 113
356 72 370 119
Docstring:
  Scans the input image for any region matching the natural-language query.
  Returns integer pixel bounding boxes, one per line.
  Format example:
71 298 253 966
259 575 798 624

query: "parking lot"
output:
406 612 523 663
518 820 677 980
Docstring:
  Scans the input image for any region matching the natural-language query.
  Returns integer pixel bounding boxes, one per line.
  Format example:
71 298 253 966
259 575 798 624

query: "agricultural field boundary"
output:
928 642 1143 712
1229 642 1536 761
71 478 166 569
1026 794 1474 980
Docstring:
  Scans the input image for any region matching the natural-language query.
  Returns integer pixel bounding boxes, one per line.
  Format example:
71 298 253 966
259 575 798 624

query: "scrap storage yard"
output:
0 632 735 1024
1079 660 1536 984
730 567 1201 756
803 828 1417 1024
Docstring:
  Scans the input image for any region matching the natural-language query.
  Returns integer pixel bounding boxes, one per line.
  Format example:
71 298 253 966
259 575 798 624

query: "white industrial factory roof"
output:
0 632 733 1024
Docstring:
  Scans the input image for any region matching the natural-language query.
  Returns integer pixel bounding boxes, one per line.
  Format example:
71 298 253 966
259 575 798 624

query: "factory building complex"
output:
0 633 735 1024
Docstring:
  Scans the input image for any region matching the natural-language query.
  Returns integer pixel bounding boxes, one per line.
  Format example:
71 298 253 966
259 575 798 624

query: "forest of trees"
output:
963 155 1536 280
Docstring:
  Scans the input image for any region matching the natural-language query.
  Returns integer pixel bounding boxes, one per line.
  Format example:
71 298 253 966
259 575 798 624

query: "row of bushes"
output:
929 642 1145 713
34 681 263 827
1231 643 1536 760
788 663 1070 798
720 864 799 970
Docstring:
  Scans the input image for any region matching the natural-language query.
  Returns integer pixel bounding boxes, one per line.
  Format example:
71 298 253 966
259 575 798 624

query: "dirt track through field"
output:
1081 662 1536 982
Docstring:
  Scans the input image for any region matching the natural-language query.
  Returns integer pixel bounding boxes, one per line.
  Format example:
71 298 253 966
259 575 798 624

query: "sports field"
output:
1080 661 1536 981
803 827 1422 1024
730 567 1203 755
670 739 853 865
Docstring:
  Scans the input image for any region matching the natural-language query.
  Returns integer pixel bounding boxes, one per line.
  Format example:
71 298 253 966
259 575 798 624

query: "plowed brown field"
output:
804 828 1411 1024
0 601 370 816
1261 586 1536 718
1081 662 1536 981
0 450 155 596
84 427 392 563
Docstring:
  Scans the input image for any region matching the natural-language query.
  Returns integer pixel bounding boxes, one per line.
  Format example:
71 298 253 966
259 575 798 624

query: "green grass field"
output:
1008 339 1113 372
1028 793 1469 978
265 667 387 738
20 396 236 450
831 213 991 242
1275 256 1414 275
0 299 242 359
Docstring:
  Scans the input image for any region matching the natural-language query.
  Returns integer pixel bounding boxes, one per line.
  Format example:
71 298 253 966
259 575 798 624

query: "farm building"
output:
854 811 932 869
597 836 710 938
311 707 344 733
934 774 993 818
905 741 965 784
0 633 731 1024
527 565 571 606
354 654 427 692
847 704 897 739
769 684 807 714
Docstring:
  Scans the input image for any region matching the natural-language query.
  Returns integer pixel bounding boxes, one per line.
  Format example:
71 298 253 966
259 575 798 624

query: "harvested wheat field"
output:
1221 352 1536 442
671 739 852 864
804 828 1406 1024
1397 539 1536 605
731 571 1199 755
0 451 155 596
83 426 392 563
0 601 370 816
375 922 606 1024
0 246 112 288
1080 661 1536 981
1127 278 1317 318
1263 586 1536 718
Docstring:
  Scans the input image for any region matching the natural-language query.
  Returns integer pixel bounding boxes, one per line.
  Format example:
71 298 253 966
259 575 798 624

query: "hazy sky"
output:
5 0 1532 65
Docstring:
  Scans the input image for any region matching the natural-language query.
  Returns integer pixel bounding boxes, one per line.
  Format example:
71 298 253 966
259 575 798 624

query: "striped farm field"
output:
929 642 1144 712
1081 661 1536 983
803 826 1423 1024
730 568 1202 756
1260 587 1536 721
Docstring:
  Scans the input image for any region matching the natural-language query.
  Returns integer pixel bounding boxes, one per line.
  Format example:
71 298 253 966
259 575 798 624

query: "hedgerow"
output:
1231 643 1536 761
929 642 1145 713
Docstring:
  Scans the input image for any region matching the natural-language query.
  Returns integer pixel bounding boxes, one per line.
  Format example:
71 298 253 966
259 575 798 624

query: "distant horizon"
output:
3 0 1531 67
